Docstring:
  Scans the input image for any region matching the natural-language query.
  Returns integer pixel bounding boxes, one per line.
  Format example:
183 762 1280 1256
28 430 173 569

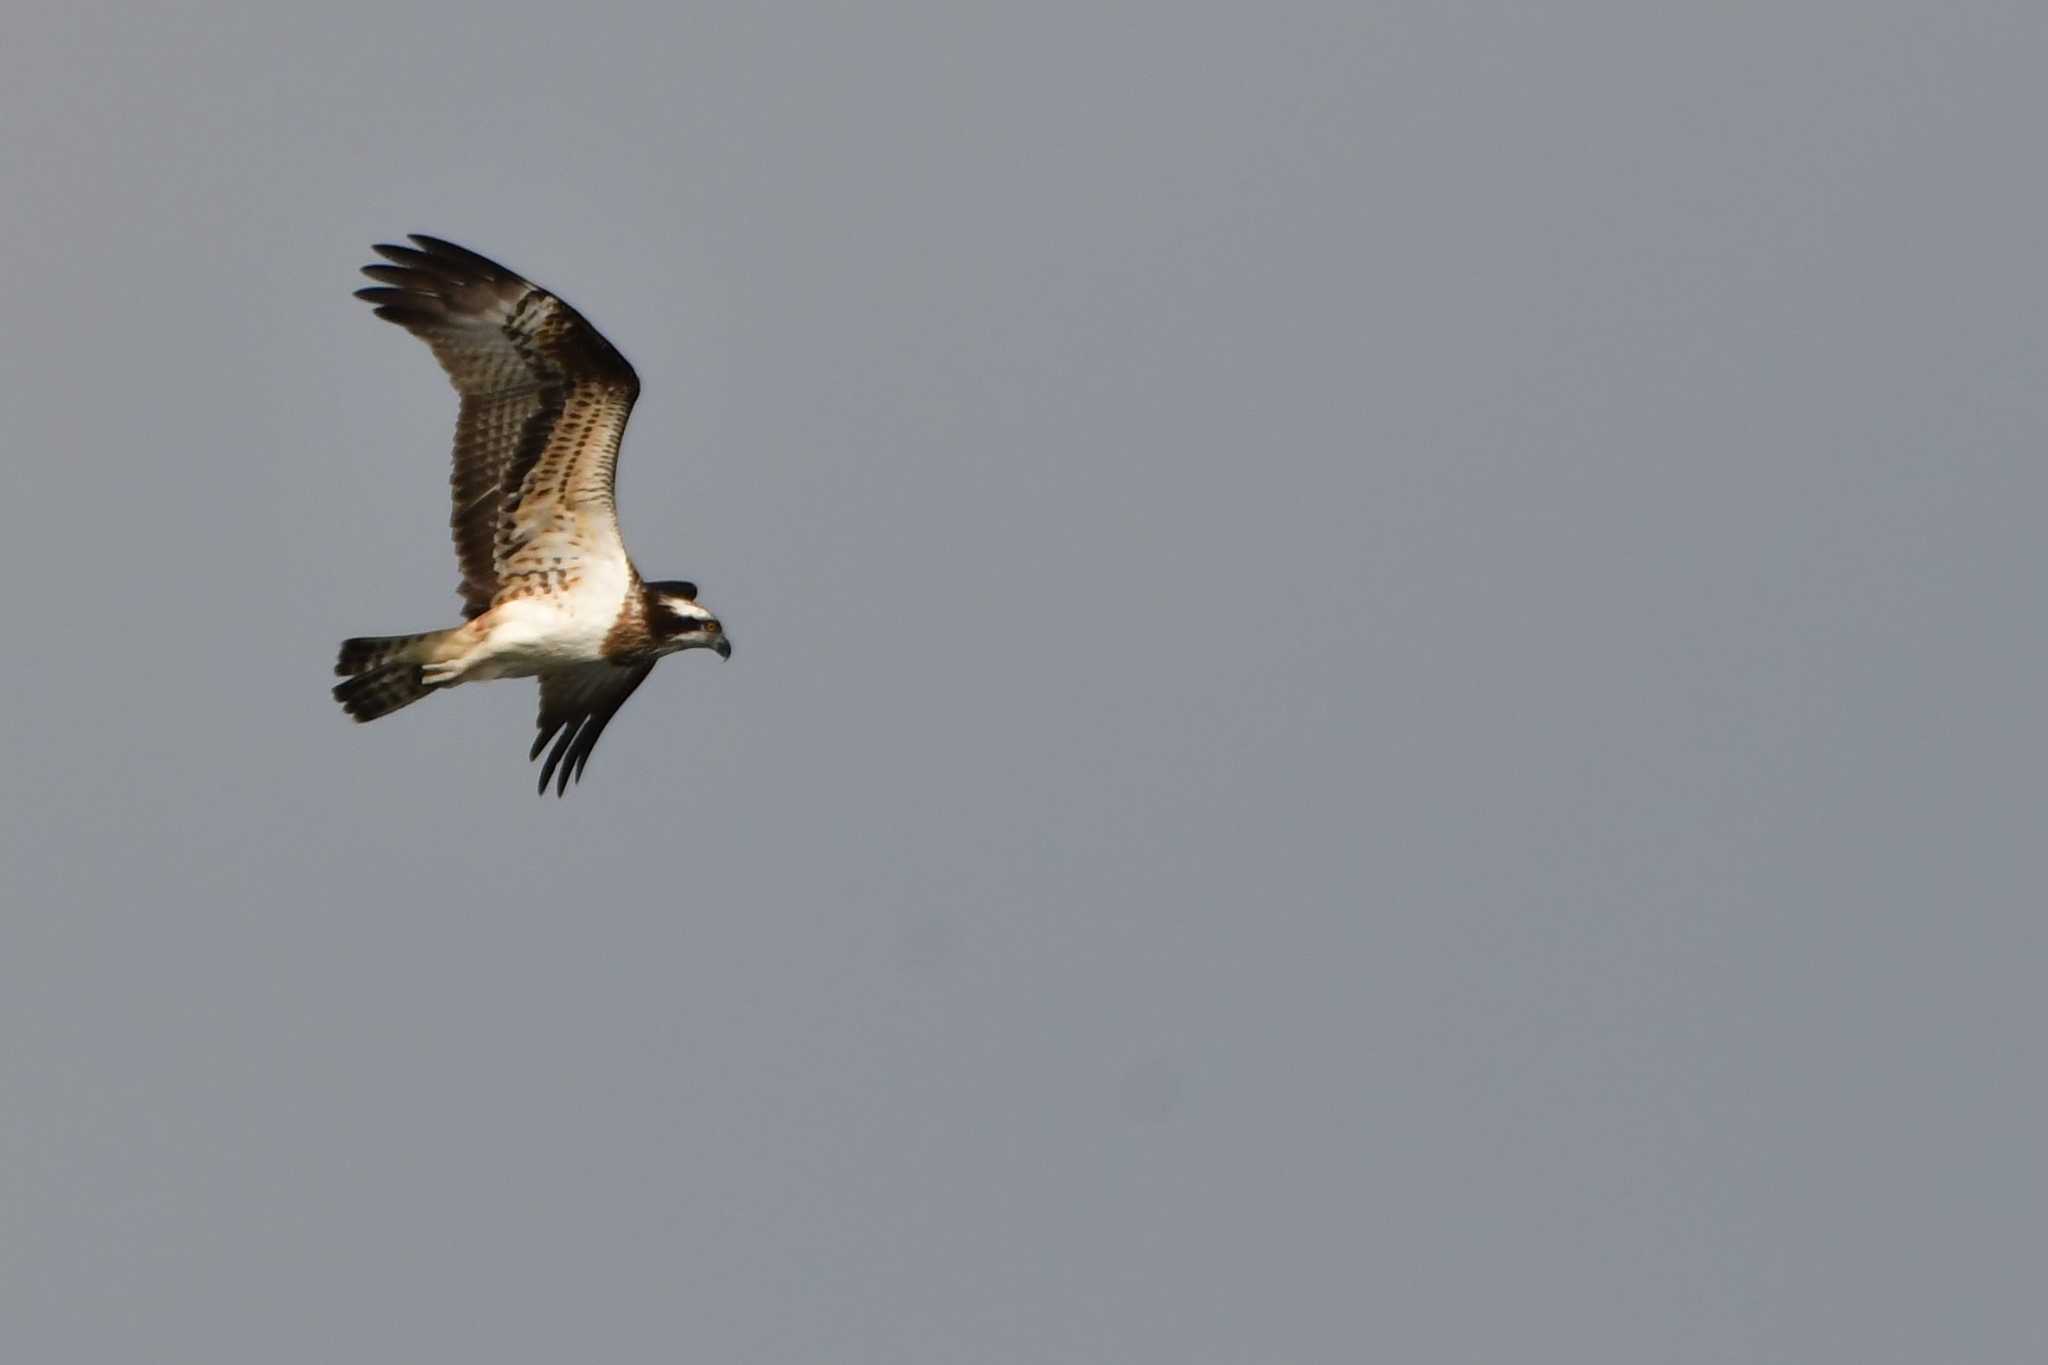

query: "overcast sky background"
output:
3 3 2043 1361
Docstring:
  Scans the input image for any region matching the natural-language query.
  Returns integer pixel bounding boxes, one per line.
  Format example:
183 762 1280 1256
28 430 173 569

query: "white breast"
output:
466 568 634 679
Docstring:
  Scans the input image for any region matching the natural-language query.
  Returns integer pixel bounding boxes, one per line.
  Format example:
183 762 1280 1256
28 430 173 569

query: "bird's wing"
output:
356 235 641 620
530 662 658 796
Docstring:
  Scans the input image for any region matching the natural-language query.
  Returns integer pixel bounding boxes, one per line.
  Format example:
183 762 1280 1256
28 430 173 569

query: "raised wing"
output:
530 662 657 796
356 235 641 619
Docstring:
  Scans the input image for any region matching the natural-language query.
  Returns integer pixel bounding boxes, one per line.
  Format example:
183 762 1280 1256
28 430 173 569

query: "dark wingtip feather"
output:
535 719 580 796
407 234 516 281
556 723 584 797
526 664 655 796
529 724 560 763
353 287 448 330
360 264 432 288
353 285 435 305
356 291 447 327
370 243 442 271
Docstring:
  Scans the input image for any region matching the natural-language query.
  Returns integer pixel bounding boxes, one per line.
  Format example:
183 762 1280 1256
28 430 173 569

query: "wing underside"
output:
531 663 657 796
355 235 641 619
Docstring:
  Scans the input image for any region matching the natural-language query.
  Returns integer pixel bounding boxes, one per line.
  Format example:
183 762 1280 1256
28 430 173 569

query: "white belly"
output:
465 590 623 680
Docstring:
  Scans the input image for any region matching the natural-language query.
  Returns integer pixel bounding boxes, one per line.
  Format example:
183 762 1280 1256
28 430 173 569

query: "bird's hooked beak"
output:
714 637 732 660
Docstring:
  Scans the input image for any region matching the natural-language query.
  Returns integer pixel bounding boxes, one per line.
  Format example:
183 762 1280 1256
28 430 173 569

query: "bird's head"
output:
647 580 731 659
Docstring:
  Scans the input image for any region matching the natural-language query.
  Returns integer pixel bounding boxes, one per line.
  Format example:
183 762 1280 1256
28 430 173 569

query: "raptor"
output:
334 235 730 795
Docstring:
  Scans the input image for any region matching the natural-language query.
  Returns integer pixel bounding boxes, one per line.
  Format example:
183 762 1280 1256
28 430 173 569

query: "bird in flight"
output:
334 235 730 795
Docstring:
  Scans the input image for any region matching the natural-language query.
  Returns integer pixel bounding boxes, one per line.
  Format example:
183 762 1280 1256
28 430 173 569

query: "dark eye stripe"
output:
662 611 708 636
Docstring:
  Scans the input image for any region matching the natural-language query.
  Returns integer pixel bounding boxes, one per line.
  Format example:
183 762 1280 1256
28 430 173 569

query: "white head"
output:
648 580 730 658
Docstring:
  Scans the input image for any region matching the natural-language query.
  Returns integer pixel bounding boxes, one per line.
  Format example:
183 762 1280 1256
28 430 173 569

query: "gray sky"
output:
4 3 2044 1361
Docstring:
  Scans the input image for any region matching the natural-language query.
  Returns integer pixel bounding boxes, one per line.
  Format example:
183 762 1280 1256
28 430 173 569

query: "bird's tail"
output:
332 629 458 722
336 631 447 676
333 664 436 722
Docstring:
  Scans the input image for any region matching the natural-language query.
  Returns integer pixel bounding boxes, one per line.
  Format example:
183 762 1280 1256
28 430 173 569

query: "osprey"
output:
334 235 730 795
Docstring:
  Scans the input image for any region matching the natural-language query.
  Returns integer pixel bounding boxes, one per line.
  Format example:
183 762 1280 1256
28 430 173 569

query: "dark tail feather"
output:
337 631 445 676
333 664 437 722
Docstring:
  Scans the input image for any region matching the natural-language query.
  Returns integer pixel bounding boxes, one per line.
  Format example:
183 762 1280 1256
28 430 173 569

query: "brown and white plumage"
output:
334 235 730 794
355 234 639 619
